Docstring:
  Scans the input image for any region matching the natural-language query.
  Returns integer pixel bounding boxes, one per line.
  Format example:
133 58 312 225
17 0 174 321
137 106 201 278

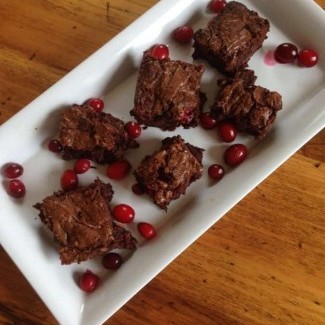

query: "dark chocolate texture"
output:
59 104 138 164
210 69 282 138
134 136 203 210
34 179 136 264
193 1 270 75
130 51 206 131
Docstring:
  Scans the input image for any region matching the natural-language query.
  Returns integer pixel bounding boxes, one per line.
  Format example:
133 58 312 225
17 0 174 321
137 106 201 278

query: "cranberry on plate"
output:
138 222 156 240
297 49 319 67
125 121 142 139
86 98 105 112
224 144 248 166
79 270 99 292
61 170 79 191
2 162 24 179
218 122 237 142
208 164 225 181
6 179 26 198
209 0 227 13
274 43 298 63
173 26 194 44
150 44 169 60
48 139 62 153
74 158 91 174
102 252 123 270
112 204 135 223
106 160 131 180
200 112 217 130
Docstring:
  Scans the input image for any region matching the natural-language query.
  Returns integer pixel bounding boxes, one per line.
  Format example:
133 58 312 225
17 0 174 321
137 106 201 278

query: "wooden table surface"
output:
0 1 324 324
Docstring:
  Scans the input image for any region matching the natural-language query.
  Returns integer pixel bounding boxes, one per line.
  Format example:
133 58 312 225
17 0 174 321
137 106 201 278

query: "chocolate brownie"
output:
193 1 270 75
58 104 138 164
210 69 282 138
130 50 206 131
134 136 204 210
34 179 136 264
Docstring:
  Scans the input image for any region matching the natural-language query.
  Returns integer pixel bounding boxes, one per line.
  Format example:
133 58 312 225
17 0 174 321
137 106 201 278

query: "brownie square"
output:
130 50 206 131
34 179 136 264
193 1 270 75
134 136 204 210
210 69 282 138
58 104 138 164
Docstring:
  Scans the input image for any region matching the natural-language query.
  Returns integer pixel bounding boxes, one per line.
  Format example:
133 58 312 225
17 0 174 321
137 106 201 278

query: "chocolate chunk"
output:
193 1 270 75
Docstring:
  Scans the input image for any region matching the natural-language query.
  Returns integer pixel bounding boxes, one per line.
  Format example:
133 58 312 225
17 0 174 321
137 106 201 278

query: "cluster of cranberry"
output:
2 162 26 198
274 43 318 67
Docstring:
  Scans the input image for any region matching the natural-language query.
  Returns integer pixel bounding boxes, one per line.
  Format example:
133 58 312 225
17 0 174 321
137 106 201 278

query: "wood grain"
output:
0 1 324 324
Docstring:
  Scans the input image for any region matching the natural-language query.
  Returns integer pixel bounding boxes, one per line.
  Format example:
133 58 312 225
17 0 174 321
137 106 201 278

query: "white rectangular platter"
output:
0 0 324 324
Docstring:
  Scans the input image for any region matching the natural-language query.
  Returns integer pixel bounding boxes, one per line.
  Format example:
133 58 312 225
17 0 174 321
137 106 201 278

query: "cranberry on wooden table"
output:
112 204 135 223
6 179 26 198
208 164 225 181
200 112 217 130
2 162 24 179
138 222 156 240
86 98 104 112
74 158 91 174
218 122 237 142
274 43 298 63
125 121 142 139
297 49 319 67
79 270 99 292
61 170 79 191
48 139 62 153
209 0 227 13
224 144 248 166
106 160 131 180
173 26 194 44
102 252 123 270
150 44 169 60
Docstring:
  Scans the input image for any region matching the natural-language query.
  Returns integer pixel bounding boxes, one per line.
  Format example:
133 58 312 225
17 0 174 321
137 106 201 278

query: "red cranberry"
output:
274 43 298 63
297 49 319 67
79 270 99 292
102 252 123 270
132 183 145 195
208 164 225 181
112 204 135 223
218 122 237 142
150 44 169 60
179 107 194 124
74 158 91 174
61 170 78 191
200 112 217 129
173 26 194 44
138 222 156 240
106 160 131 180
7 179 26 198
3 162 24 179
48 139 62 153
224 144 248 166
125 121 142 139
209 0 227 13
86 98 104 112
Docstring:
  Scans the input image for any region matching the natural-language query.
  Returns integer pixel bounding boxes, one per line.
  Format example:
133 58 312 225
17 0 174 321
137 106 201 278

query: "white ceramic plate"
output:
1 0 324 324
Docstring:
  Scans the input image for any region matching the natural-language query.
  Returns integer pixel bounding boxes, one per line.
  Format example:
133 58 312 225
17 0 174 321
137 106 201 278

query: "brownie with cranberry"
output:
210 69 282 138
134 136 203 210
34 179 136 264
58 104 138 164
130 50 206 131
193 1 270 75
